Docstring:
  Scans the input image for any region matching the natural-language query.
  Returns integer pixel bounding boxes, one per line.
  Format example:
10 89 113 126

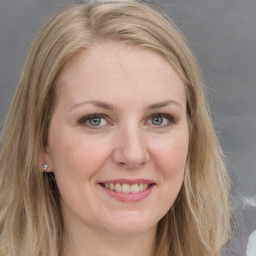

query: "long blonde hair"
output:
0 1 231 255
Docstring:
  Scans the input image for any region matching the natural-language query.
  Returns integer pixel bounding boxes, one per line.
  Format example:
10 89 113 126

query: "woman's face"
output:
44 41 189 237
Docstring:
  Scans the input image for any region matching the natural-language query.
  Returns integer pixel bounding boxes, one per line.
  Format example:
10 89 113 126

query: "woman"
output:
0 0 231 255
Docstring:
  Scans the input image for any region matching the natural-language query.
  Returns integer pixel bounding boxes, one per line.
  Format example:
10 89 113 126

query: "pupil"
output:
89 117 101 126
152 116 163 125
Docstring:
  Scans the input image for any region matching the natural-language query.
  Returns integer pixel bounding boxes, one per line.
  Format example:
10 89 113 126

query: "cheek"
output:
152 132 189 177
47 131 111 209
146 133 188 221
48 128 109 181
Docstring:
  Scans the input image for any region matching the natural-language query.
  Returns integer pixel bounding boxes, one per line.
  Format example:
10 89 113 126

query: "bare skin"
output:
43 41 189 256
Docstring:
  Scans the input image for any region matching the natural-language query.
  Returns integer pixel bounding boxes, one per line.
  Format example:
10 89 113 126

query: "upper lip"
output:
98 179 155 185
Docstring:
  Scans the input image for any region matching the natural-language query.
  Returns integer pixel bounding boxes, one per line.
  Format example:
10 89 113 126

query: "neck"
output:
63 222 156 256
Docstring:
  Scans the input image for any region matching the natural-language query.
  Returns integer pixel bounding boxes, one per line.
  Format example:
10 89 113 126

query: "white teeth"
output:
104 183 149 193
114 183 122 192
131 184 139 193
138 183 144 192
122 184 131 193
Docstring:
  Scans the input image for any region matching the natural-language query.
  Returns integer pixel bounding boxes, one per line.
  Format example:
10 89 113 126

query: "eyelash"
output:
78 114 108 128
78 113 176 129
148 113 176 127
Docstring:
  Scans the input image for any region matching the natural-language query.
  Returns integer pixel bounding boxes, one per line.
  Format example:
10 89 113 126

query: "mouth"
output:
98 179 156 202
99 182 154 194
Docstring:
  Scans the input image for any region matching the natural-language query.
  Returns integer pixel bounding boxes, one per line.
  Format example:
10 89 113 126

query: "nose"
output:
112 125 150 169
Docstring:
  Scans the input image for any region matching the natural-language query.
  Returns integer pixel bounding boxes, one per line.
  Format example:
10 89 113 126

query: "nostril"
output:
111 144 150 169
116 160 144 169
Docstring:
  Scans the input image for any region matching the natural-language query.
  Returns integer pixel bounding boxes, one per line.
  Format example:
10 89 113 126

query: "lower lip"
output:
100 185 154 202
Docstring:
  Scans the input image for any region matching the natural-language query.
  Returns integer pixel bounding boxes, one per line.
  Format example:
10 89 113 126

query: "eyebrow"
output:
70 100 114 111
147 100 182 110
70 99 182 112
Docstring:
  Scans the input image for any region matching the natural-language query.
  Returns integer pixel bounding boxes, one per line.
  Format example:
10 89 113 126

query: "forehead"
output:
57 41 186 107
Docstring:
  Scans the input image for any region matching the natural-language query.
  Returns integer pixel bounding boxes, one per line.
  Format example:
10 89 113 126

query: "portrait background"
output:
0 0 255 255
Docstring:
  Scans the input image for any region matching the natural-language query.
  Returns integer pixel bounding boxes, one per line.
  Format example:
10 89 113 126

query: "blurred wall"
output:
0 0 255 255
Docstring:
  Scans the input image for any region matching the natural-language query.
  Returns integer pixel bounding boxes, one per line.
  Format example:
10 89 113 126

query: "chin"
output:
99 212 159 236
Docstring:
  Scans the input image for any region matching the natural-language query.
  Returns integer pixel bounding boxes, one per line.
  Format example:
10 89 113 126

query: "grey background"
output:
0 0 255 255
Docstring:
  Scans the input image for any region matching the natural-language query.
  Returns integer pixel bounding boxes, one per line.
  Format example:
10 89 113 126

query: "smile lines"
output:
101 183 151 194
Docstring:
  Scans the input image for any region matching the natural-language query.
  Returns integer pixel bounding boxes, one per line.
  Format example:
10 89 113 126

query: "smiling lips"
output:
102 183 149 193
99 179 155 202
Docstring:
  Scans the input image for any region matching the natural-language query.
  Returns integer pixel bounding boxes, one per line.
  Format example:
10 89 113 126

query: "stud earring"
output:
42 162 49 172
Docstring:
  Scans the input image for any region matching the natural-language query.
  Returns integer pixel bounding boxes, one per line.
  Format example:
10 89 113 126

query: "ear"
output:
38 146 54 173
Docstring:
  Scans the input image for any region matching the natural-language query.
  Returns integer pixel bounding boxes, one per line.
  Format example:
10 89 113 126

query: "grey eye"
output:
79 114 108 128
88 117 102 126
151 116 163 126
147 113 176 127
